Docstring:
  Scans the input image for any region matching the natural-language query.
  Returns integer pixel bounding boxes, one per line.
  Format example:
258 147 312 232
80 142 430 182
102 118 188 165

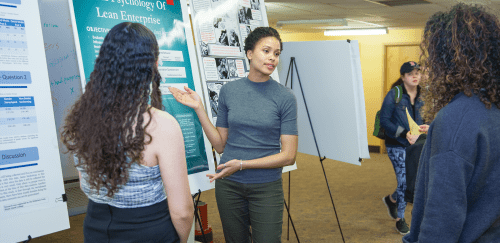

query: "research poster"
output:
68 0 216 192
190 0 273 125
190 0 296 173
0 1 70 242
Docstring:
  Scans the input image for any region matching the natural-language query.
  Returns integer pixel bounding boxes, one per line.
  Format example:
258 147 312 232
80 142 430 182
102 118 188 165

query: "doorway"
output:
381 44 421 153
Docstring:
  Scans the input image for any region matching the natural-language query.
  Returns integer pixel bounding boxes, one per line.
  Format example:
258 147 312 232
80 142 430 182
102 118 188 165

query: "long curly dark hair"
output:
62 22 163 197
420 3 500 121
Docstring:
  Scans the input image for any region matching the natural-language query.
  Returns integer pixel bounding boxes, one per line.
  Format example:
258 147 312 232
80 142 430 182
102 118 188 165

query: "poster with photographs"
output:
190 0 281 122
190 0 271 114
204 57 248 82
207 82 224 125
191 0 268 59
191 0 295 172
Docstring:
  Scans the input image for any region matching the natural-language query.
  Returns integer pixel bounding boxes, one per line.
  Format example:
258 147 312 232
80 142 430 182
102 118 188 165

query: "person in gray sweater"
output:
169 27 297 243
403 4 500 242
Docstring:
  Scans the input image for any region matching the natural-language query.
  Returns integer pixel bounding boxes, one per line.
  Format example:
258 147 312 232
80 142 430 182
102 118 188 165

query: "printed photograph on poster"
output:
227 29 241 50
215 28 229 46
207 82 224 125
245 58 251 76
251 0 260 10
227 59 238 79
238 7 252 25
200 42 209 56
213 17 226 29
216 58 230 81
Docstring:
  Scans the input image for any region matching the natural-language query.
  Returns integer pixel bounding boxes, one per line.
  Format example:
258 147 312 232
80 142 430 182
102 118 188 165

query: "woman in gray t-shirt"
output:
169 27 298 243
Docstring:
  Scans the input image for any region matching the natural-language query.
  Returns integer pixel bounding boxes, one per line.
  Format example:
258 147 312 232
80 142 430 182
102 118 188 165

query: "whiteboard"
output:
0 1 70 241
38 0 82 180
278 40 370 165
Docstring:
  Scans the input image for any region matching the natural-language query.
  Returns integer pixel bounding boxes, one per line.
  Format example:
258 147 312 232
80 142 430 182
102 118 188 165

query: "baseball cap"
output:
400 61 420 75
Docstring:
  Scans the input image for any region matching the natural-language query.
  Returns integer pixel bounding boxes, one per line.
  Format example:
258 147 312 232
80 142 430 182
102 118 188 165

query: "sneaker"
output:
396 218 410 235
382 195 398 220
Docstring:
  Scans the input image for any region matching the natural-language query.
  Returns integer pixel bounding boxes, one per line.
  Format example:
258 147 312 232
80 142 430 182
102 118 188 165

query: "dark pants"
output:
215 178 284 243
84 199 179 243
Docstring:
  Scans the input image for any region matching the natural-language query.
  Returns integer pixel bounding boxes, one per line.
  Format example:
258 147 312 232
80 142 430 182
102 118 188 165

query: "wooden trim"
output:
384 42 421 47
368 145 380 153
64 179 79 184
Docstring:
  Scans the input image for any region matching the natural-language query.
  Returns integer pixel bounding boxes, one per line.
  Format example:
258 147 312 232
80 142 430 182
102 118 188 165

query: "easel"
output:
22 235 32 243
193 190 209 243
284 57 346 243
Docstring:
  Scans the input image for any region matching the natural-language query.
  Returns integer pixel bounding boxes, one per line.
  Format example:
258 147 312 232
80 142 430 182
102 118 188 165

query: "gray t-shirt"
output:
216 77 297 183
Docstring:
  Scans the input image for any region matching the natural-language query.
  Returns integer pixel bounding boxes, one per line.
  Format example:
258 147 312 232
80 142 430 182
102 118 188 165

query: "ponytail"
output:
391 78 403 89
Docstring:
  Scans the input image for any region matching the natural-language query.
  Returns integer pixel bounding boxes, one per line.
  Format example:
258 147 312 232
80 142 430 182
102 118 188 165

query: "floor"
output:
30 152 412 243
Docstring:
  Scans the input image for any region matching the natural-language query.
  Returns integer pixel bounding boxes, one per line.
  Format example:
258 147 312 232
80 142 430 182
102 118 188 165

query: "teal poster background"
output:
71 0 209 174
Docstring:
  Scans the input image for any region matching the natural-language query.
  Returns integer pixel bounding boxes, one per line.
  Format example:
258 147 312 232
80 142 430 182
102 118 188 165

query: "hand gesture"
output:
406 132 420 145
168 86 202 110
419 124 429 134
206 159 241 183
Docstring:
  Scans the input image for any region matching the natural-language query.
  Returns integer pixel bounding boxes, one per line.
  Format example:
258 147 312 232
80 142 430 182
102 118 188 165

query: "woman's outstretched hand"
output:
206 159 241 183
168 86 202 110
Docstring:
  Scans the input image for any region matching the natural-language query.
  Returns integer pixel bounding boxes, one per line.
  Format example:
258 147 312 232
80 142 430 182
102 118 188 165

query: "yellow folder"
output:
406 107 422 135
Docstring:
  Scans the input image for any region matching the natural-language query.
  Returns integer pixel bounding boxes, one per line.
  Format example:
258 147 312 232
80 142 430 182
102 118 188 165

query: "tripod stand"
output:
284 57 346 243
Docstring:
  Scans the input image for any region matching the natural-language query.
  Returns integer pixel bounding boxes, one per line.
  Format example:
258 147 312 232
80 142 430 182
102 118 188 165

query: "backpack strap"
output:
394 85 402 104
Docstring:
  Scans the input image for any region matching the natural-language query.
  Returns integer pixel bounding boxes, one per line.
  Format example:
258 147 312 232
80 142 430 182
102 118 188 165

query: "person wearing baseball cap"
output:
379 61 429 235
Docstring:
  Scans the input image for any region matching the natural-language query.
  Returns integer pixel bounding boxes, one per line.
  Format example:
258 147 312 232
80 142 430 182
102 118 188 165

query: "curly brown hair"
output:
61 22 163 197
420 3 500 122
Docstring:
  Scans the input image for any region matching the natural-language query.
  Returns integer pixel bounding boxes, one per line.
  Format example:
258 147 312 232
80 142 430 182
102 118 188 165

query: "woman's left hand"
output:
206 159 241 183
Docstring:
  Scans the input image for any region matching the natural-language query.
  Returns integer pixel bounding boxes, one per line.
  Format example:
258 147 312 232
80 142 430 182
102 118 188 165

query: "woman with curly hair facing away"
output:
169 27 297 243
403 4 500 242
62 22 193 243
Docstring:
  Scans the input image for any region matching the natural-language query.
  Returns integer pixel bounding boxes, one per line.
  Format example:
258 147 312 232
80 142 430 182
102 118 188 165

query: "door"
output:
382 45 420 153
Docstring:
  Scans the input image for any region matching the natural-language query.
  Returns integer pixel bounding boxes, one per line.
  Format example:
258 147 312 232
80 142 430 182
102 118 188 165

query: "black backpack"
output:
373 85 402 140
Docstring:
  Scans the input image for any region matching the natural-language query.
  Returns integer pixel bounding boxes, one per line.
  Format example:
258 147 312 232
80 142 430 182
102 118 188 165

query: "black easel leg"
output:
319 158 345 243
23 235 32 243
284 200 300 243
287 171 291 240
285 57 345 243
193 190 208 243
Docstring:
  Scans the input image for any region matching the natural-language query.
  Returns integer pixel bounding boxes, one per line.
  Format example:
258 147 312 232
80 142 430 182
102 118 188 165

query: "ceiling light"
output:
324 28 387 36
276 19 348 28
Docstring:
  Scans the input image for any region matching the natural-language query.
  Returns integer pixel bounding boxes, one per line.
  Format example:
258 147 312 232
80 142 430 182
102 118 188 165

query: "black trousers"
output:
84 199 179 243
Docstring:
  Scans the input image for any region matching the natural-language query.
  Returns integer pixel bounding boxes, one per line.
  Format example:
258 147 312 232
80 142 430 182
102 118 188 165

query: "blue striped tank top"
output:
75 157 166 208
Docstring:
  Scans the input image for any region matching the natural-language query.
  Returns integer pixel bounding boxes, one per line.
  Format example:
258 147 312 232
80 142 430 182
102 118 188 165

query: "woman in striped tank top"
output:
62 22 193 243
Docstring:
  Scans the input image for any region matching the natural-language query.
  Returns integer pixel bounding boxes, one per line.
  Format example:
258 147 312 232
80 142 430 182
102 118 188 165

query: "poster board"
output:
38 0 82 181
278 40 370 166
68 0 216 193
190 0 296 172
0 1 70 242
